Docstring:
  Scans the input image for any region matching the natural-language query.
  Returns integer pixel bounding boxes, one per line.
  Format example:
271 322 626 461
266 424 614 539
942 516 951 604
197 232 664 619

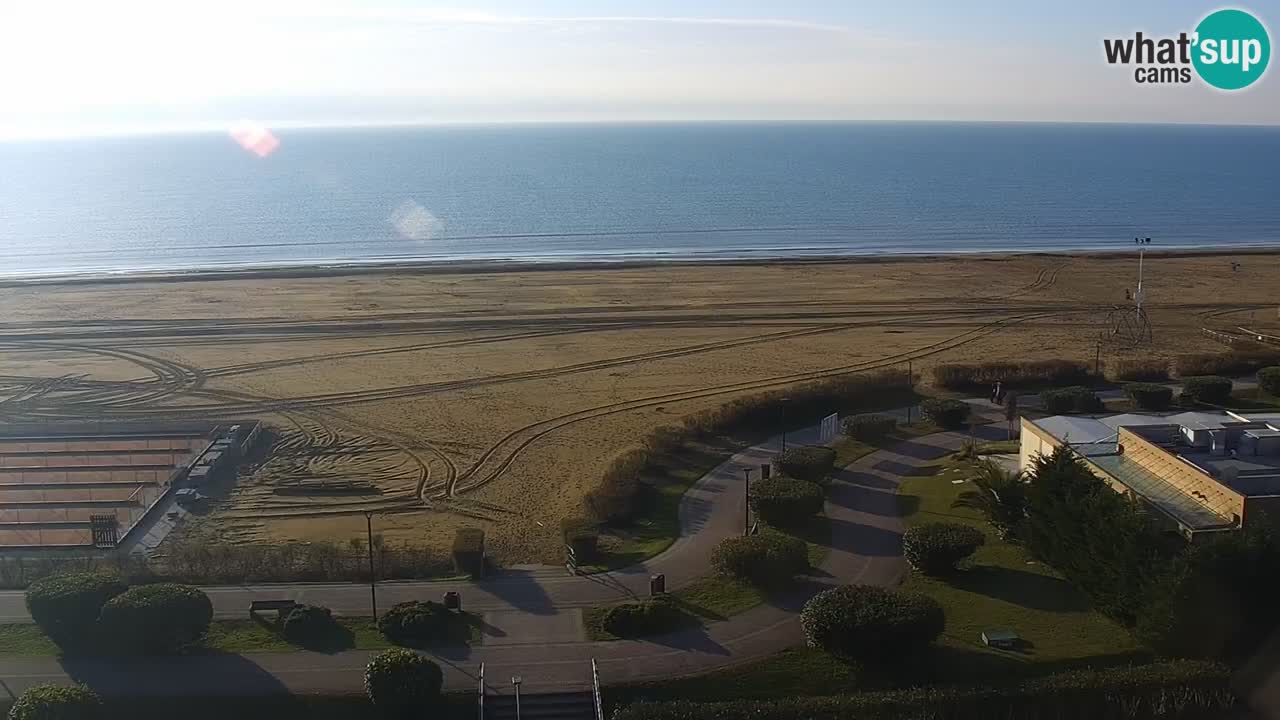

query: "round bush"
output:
750 477 824 526
98 583 212 653
1259 366 1280 397
7 684 102 720
1124 382 1174 411
282 604 339 646
601 596 683 638
772 447 837 483
1181 376 1233 405
920 399 971 429
800 585 944 659
1039 386 1103 415
24 574 125 648
364 648 443 719
902 522 986 575
378 600 456 648
711 531 807 586
841 414 897 440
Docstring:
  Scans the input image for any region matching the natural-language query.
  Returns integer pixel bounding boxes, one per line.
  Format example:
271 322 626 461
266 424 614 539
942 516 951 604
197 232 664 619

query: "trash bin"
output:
760 463 771 480
650 574 666 596
443 591 461 612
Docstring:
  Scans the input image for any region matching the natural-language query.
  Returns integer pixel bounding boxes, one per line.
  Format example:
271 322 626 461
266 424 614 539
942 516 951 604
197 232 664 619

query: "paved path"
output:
0 422 975 700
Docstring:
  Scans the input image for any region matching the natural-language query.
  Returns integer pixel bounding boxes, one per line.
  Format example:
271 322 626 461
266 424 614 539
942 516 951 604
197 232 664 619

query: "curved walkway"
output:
0 423 981 699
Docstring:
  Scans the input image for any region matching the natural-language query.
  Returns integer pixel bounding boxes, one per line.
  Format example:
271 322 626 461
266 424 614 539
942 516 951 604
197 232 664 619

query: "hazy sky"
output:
1 0 1277 137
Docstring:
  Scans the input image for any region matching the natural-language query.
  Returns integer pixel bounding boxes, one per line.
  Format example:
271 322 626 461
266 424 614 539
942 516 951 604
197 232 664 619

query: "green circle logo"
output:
1193 9 1271 90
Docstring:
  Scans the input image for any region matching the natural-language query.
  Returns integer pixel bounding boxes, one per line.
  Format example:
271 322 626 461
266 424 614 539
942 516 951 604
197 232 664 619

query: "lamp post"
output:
742 467 753 536
780 397 790 452
512 676 523 720
365 511 378 621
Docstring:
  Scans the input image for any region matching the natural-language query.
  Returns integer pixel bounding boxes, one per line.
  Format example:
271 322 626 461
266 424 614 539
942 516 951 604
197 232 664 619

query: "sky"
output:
1 0 1277 138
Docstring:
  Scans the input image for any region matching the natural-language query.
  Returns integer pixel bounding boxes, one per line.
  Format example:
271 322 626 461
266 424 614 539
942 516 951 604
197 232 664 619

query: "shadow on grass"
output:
948 565 1093 613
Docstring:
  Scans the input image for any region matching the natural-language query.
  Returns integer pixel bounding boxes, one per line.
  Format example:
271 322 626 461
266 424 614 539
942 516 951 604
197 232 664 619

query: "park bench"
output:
248 599 297 619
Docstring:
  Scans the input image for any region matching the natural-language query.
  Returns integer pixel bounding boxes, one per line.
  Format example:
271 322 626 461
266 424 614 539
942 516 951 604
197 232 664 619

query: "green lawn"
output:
0 613 481 656
897 452 1149 676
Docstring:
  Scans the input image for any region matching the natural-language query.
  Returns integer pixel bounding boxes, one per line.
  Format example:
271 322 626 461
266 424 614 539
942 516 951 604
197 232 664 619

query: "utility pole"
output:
742 467 753 536
365 512 378 620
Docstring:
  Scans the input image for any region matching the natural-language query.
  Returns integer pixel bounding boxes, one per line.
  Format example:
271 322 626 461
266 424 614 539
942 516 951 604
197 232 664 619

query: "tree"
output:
364 648 444 719
953 459 1027 539
98 583 212 653
23 574 125 650
7 684 102 720
800 585 943 659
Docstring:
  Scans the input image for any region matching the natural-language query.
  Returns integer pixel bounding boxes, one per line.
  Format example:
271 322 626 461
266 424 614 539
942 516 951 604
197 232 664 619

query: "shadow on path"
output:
62 653 292 698
481 571 556 615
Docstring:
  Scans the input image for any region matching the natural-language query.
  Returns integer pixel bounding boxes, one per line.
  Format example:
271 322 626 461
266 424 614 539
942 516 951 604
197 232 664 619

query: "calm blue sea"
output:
1 122 1278 275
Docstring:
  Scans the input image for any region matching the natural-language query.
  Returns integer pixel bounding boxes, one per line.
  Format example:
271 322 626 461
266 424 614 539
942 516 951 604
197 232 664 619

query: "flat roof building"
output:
1021 410 1280 540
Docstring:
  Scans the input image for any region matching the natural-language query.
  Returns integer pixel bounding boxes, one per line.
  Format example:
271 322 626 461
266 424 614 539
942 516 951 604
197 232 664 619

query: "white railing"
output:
477 662 485 720
592 658 604 720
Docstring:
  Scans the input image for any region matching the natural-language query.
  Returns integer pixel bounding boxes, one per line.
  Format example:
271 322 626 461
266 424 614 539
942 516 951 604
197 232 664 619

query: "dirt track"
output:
0 253 1273 561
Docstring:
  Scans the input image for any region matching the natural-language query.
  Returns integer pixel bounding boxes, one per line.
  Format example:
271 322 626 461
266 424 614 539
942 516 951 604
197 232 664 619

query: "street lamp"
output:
365 511 378 620
780 397 790 452
742 467 753 536
512 676 523 720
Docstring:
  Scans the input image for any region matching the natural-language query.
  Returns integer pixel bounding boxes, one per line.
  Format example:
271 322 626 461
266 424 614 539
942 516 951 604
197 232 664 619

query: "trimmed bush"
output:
1039 386 1103 414
364 648 443 719
98 583 211 653
772 447 837 483
377 600 459 648
902 522 985 575
7 684 102 720
920 398 970 429
800 584 943 659
750 477 824 526
609 660 1233 720
23 573 125 648
1259 366 1280 396
1174 350 1280 378
1125 382 1174 411
1108 357 1170 382
281 604 341 648
451 528 485 578
1181 376 1233 405
840 414 896 440
601 596 684 638
711 531 807 587
931 359 1091 390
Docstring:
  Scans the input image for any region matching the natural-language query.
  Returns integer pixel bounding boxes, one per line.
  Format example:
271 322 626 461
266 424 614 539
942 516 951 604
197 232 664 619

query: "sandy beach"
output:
0 251 1275 563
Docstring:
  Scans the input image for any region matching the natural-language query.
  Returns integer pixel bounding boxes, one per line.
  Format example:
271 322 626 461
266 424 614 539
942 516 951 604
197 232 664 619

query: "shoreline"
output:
3 245 1279 287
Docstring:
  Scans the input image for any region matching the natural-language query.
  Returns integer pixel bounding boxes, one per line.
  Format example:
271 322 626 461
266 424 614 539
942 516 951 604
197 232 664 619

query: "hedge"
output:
364 649 443 719
1124 383 1174 411
1174 350 1280 377
1039 386 1103 415
561 518 600 563
772 447 837 483
585 449 646 525
451 528 485 578
7 684 102 720
931 359 1091 390
377 601 458 648
919 398 970 429
902 522 985 575
840 414 897 440
601 596 684 638
1108 357 1170 382
1259 366 1280 396
799 584 944 660
98 583 212 653
23 573 125 648
710 531 808 587
610 660 1234 720
1180 376 1233 405
749 478 824 526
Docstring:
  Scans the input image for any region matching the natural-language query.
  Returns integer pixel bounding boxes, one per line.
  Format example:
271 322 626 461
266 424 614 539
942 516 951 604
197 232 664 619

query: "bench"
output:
249 599 298 618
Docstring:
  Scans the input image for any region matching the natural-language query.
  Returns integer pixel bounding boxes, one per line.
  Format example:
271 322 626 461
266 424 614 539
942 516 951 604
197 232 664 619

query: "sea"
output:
1 122 1278 276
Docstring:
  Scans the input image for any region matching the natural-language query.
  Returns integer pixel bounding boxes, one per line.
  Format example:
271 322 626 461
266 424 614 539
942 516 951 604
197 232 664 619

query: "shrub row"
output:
611 660 1234 720
920 398 970 429
7 684 103 720
800 585 944 660
902 522 985 575
771 446 836 484
25 575 212 654
1106 357 1171 382
1180 376 1233 405
931 359 1092 390
1039 386 1103 415
1173 349 1280 377
1259 366 1280 396
1125 383 1174 410
840 414 897 440
711 531 808 587
601 596 684 638
749 478 824 526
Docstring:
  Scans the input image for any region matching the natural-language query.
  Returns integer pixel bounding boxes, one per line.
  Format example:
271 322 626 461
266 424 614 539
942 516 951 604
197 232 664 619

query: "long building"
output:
1020 410 1280 540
